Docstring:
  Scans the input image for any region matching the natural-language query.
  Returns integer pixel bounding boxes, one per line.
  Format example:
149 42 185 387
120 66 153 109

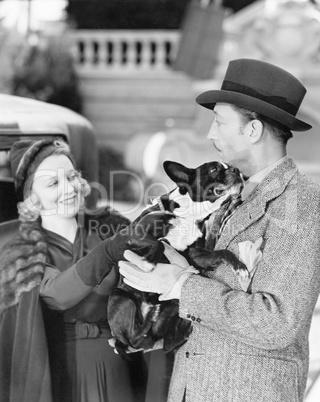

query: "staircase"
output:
79 71 197 152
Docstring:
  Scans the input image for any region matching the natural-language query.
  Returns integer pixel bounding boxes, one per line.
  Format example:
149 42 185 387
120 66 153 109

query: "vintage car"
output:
0 94 99 248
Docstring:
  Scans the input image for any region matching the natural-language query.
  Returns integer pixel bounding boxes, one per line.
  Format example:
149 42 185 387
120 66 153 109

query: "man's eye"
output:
213 116 221 126
48 180 58 187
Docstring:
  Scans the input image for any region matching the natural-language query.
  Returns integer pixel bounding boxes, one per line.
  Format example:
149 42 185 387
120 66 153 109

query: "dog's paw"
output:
232 260 249 279
140 259 156 272
143 241 165 265
163 318 193 352
149 304 161 322
188 247 205 260
188 247 219 270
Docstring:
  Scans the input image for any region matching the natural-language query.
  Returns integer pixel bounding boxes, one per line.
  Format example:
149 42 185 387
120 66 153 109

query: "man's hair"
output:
231 105 293 144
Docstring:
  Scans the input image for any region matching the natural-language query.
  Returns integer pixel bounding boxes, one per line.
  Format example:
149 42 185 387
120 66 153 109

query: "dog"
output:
107 160 247 354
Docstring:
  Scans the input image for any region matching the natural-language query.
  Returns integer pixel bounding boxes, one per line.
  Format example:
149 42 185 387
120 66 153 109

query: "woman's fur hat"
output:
10 139 74 201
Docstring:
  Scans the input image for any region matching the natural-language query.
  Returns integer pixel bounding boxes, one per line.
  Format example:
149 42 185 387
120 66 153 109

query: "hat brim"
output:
196 90 312 132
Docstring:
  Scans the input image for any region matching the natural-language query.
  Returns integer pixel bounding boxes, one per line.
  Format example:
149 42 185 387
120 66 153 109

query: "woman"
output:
0 139 147 402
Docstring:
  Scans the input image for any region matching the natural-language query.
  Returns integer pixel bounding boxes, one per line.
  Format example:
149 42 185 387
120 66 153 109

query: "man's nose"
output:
207 123 218 140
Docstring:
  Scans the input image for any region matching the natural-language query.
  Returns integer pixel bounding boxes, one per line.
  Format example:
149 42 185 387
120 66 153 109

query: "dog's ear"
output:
163 161 194 185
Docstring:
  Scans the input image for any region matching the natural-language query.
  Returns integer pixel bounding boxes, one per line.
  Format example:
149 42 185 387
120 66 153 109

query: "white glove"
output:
119 242 198 300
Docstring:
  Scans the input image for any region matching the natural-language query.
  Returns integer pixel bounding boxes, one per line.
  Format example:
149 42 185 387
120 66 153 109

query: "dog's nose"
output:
229 166 241 176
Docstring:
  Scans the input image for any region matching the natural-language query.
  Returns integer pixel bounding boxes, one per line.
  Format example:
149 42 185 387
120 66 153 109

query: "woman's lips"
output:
61 195 77 205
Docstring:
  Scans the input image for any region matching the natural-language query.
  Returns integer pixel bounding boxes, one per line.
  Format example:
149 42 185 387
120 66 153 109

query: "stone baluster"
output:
155 39 167 70
125 37 136 69
78 38 86 66
139 36 151 70
111 36 122 69
86 40 96 67
97 37 108 68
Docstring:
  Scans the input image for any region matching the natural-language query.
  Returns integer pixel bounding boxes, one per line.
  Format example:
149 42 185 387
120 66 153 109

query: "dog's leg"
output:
127 213 174 265
151 300 193 352
163 316 193 352
127 233 165 269
108 287 161 351
188 246 249 278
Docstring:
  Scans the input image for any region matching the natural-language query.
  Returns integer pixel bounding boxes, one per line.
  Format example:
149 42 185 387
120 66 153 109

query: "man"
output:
119 59 320 402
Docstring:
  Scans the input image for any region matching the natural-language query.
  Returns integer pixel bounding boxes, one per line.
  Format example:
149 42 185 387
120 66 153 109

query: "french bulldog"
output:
107 160 247 355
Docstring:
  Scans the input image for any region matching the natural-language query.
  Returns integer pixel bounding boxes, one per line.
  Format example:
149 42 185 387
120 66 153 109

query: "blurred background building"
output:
1 0 319 199
0 1 319 400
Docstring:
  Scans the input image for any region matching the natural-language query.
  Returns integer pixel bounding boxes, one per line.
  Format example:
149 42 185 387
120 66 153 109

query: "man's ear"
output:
244 119 264 144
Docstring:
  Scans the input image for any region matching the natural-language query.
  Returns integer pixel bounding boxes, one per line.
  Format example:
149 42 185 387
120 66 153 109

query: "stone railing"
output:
66 30 181 73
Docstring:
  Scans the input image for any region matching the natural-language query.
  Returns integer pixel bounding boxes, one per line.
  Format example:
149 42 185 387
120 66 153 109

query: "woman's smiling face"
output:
31 154 82 218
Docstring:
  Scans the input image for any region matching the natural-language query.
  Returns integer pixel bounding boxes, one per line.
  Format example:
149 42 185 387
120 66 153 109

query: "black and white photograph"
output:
0 1 320 401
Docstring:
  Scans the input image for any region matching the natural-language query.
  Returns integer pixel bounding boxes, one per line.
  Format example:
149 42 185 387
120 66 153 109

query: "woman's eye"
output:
48 180 58 187
67 170 79 181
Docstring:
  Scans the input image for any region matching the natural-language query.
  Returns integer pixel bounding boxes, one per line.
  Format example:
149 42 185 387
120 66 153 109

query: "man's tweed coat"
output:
169 156 320 402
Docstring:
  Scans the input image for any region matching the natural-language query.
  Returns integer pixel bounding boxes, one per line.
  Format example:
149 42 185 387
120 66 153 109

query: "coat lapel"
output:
217 156 298 249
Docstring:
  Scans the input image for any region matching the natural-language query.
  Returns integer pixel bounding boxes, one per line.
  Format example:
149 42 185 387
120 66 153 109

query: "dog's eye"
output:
214 188 224 196
209 167 216 173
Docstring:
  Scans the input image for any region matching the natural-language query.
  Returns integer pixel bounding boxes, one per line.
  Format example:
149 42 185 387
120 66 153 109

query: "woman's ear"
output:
244 119 264 144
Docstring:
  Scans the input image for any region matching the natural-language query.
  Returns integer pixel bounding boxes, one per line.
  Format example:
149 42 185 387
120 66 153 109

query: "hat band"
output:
221 80 297 116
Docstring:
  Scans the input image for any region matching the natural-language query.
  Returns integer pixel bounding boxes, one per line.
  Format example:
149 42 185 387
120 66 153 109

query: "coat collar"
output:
217 156 298 249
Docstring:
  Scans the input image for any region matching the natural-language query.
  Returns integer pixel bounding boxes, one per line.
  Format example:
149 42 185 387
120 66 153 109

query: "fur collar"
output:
0 220 47 313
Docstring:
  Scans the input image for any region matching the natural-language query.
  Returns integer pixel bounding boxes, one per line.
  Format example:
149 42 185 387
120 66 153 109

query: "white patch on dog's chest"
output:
161 188 231 251
163 216 203 251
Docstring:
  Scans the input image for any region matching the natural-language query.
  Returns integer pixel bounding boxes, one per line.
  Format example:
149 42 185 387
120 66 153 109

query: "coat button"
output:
186 352 189 358
191 316 195 321
186 313 191 318
196 317 201 323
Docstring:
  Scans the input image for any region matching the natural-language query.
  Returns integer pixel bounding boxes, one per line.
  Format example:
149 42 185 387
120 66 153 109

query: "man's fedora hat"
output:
196 58 312 132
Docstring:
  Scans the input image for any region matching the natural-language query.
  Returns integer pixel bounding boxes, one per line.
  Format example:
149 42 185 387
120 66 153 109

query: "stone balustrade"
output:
66 29 181 73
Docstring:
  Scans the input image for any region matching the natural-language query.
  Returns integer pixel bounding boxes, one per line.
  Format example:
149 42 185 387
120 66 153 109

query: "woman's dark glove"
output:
76 204 159 286
75 227 130 286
